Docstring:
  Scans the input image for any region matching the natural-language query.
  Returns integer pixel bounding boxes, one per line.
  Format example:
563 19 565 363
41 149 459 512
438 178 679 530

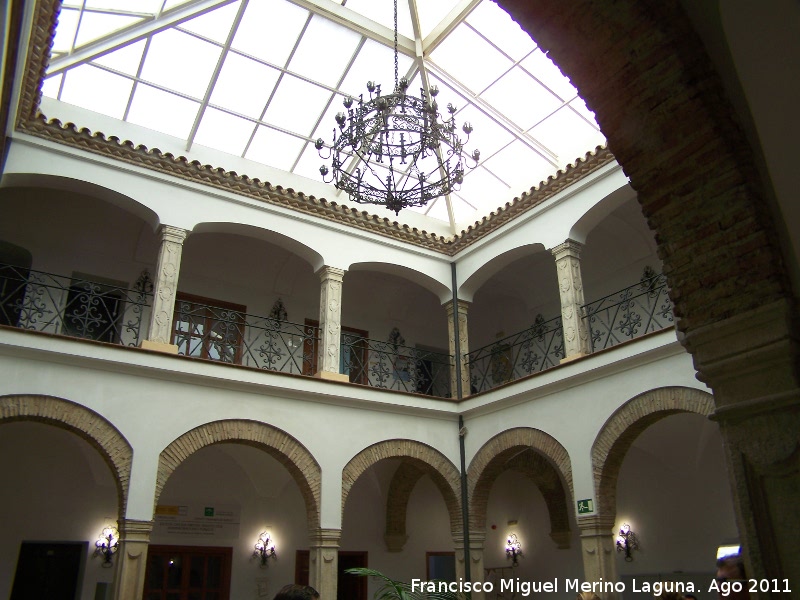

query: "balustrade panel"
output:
0 263 151 346
466 316 564 393
582 273 674 351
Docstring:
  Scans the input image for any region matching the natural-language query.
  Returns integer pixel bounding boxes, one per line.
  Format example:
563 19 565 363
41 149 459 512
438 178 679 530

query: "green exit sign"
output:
577 499 594 514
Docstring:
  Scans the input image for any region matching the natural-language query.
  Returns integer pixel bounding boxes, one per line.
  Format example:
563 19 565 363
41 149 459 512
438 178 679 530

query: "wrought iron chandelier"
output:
315 0 479 215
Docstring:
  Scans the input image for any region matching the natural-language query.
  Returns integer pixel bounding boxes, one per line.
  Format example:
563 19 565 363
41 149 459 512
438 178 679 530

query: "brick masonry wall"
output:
156 419 322 529
591 386 714 515
0 394 132 517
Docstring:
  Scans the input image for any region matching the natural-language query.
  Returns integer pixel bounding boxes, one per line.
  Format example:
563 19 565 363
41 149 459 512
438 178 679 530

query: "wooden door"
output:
10 541 86 600
143 545 232 600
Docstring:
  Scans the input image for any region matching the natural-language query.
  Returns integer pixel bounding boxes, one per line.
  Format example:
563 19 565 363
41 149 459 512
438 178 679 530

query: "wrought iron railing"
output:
466 316 564 393
172 299 319 375
0 263 151 346
582 272 674 351
341 333 453 397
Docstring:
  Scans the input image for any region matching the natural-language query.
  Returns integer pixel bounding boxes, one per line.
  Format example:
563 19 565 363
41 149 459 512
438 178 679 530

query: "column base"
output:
314 370 349 382
560 352 588 364
140 340 179 354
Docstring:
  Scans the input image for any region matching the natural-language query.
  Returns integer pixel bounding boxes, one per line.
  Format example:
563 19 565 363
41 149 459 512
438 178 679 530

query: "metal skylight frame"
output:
42 0 605 234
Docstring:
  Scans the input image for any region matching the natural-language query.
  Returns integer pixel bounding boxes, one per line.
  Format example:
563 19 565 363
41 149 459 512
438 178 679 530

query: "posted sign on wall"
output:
154 503 241 539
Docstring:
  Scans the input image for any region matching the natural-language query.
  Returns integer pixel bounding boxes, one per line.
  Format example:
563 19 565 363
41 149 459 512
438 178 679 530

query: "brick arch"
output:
0 394 132 518
156 420 321 529
496 0 790 334
592 386 715 517
342 440 462 535
467 428 573 545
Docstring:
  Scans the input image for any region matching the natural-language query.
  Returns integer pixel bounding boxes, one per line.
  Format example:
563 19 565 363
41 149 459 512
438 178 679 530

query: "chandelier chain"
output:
394 0 398 89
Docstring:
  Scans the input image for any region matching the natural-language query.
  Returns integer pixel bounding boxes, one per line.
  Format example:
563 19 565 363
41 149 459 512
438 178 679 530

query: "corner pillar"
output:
308 528 341 600
142 225 187 354
577 515 619 600
683 299 800 585
111 519 153 600
445 299 471 398
550 240 591 361
453 531 485 600
315 266 348 382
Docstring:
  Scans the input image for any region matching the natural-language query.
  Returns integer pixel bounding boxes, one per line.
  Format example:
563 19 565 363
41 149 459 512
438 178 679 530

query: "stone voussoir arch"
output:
592 386 715 517
467 428 574 540
0 394 133 517
342 439 463 535
156 419 321 529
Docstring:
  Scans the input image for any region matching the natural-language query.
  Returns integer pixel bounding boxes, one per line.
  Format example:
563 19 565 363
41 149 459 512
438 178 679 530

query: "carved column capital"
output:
308 528 342 599
111 519 154 600
682 299 800 582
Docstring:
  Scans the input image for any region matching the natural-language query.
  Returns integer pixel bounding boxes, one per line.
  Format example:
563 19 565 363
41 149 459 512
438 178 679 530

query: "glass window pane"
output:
288 15 361 88
263 75 333 135
246 126 306 171
481 140 555 190
529 106 606 166
140 29 222 98
148 555 164 588
430 24 511 94
481 67 564 130
41 73 62 99
189 556 204 587
339 39 412 98
51 8 80 54
232 0 308 66
60 64 134 120
127 84 200 139
343 0 413 38
209 53 281 119
86 0 162 11
166 556 183 587
193 108 255 157
454 166 508 211
207 556 221 587
417 0 461 39
453 104 514 160
466 2 536 61
179 2 240 44
93 39 146 76
74 12 142 48
520 49 579 102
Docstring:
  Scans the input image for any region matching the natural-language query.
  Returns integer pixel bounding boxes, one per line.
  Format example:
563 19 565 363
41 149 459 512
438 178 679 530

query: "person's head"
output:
273 584 320 600
684 594 698 600
716 554 750 600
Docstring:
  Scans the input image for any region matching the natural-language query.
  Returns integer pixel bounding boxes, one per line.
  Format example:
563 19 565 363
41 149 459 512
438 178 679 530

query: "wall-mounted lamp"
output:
253 532 276 567
94 526 119 567
616 523 639 562
505 533 523 566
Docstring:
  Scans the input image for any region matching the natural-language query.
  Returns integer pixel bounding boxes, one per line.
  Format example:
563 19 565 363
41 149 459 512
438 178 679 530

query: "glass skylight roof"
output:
44 0 605 232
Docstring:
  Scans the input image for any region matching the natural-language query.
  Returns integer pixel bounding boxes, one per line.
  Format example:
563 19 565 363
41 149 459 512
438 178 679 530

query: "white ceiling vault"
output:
44 0 606 233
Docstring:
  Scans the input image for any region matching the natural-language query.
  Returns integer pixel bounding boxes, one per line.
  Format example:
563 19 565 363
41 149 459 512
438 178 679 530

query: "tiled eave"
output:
14 0 615 256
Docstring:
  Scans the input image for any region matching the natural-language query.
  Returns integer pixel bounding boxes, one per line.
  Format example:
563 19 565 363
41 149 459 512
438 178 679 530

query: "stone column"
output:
577 515 619 600
308 528 341 600
683 299 800 585
111 519 153 600
142 225 187 353
453 531 486 600
315 266 348 382
550 239 591 362
445 299 471 398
